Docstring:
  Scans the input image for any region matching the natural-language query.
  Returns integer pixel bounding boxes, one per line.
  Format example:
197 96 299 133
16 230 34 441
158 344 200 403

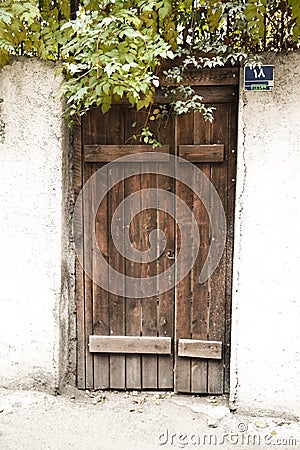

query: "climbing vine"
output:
0 0 299 123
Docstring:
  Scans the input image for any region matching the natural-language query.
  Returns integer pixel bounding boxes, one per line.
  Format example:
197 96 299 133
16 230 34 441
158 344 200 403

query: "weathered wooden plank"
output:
174 112 193 393
207 103 228 394
89 336 172 354
154 86 238 105
108 86 238 106
107 107 126 389
190 112 211 393
83 109 108 390
73 119 86 389
149 113 176 390
160 67 239 87
82 108 106 146
141 172 158 389
179 144 224 162
83 162 94 388
157 173 175 390
124 110 143 389
92 162 110 389
82 109 109 389
84 145 170 162
178 339 222 359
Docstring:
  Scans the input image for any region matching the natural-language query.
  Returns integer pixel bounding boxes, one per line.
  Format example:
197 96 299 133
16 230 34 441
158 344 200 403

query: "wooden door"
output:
74 67 238 393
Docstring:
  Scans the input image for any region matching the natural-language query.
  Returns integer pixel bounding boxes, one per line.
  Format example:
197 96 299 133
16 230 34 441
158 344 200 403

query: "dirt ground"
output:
0 387 299 450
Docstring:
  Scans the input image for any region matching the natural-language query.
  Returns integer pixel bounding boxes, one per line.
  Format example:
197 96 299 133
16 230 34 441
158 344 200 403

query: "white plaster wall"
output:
0 58 68 389
231 52 300 418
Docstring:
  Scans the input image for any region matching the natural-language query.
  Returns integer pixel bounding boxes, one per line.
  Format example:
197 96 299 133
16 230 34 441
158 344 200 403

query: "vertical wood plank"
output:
157 173 175 389
207 104 228 394
175 112 194 393
191 112 211 393
83 110 108 389
124 111 142 389
93 161 110 389
125 171 142 389
107 107 126 389
73 119 86 389
83 162 94 388
108 163 126 389
141 172 158 389
154 114 175 390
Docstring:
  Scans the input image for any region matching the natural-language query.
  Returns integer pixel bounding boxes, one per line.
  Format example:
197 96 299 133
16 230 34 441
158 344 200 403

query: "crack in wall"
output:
0 97 5 144
230 80 248 411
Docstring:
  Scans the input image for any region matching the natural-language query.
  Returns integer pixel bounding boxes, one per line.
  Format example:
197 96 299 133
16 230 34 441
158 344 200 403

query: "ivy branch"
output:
0 0 299 134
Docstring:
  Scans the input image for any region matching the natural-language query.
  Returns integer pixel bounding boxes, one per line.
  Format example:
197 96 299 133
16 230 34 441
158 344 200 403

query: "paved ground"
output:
0 387 299 450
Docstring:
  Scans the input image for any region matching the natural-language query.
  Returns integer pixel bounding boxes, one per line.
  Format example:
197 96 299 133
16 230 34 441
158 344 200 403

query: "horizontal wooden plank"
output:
85 87 237 110
89 336 172 354
160 68 239 87
84 145 170 162
85 86 238 108
156 86 237 104
179 144 224 162
178 339 222 359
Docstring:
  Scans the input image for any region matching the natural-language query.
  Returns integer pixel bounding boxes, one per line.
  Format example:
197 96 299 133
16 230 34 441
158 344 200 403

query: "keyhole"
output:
166 250 175 259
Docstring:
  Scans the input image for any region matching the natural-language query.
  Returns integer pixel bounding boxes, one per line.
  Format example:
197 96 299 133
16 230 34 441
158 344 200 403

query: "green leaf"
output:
54 66 64 78
136 100 145 111
102 83 110 95
101 102 111 113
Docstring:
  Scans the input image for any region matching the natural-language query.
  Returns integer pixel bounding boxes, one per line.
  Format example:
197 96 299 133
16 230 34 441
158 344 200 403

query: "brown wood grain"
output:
84 145 170 162
141 172 159 389
160 67 239 87
109 86 238 106
207 104 228 394
157 173 175 389
178 339 222 359
83 109 107 389
93 162 110 389
73 119 86 388
154 115 176 390
174 112 194 393
89 336 171 354
154 86 238 105
179 144 224 162
83 162 94 388
90 110 109 389
124 110 143 389
190 112 211 393
107 107 126 389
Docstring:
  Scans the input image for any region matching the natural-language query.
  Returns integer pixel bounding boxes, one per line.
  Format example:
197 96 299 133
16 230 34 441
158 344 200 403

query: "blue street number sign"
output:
244 65 274 91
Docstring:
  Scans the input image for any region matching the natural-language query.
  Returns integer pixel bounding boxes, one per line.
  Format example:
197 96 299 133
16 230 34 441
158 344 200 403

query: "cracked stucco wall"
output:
231 52 300 418
0 58 73 390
